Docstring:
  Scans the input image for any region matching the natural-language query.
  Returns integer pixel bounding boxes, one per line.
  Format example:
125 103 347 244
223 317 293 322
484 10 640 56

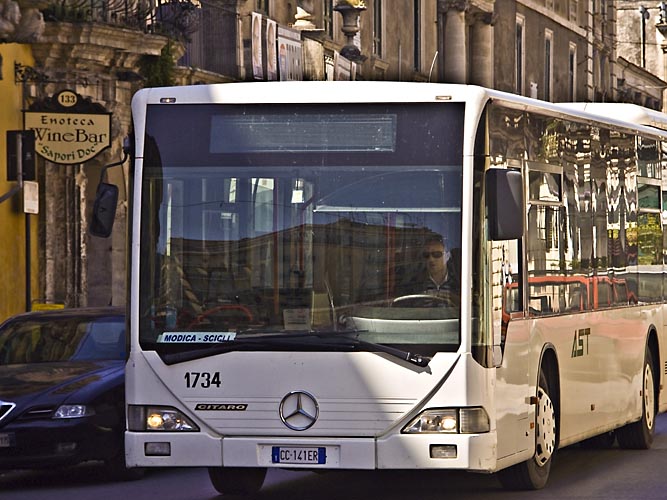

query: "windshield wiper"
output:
160 329 430 367
313 333 431 367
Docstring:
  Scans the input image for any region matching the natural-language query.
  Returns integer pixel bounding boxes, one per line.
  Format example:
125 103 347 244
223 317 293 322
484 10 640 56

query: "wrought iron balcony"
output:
3 0 201 43
44 0 200 40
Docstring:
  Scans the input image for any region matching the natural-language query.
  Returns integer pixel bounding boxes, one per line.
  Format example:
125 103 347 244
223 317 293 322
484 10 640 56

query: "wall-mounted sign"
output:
252 12 264 80
23 180 39 214
278 25 303 81
23 90 112 165
266 19 277 81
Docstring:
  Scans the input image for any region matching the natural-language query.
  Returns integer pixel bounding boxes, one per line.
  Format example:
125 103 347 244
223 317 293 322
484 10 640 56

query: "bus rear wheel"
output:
498 368 556 490
208 467 267 496
617 348 656 450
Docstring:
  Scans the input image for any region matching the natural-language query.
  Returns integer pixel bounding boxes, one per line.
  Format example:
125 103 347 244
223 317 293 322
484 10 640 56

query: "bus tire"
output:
498 368 556 490
208 467 267 496
617 348 656 450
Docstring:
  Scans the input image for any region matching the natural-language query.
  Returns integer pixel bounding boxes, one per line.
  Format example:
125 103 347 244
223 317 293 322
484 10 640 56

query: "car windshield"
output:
0 315 126 364
139 102 464 356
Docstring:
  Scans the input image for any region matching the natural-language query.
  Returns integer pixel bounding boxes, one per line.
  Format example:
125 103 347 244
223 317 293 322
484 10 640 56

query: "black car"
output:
0 306 139 478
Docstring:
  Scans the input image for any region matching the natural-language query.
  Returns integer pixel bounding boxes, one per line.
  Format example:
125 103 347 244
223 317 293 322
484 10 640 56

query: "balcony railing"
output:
42 0 201 41
38 0 235 76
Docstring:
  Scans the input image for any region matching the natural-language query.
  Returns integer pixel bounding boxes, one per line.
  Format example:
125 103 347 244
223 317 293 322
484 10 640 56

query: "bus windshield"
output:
138 102 464 357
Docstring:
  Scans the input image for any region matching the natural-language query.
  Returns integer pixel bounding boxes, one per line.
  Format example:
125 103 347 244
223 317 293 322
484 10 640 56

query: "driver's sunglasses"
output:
422 251 444 259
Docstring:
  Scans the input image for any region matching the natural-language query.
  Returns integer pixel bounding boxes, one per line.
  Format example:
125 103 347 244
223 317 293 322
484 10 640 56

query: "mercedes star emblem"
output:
279 390 319 431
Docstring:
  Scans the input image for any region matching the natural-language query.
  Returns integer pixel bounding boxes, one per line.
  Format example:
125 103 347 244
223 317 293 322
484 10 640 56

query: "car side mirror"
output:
90 182 119 238
486 168 524 241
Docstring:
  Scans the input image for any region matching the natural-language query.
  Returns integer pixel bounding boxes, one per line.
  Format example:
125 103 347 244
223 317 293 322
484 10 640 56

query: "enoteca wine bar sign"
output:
24 90 112 165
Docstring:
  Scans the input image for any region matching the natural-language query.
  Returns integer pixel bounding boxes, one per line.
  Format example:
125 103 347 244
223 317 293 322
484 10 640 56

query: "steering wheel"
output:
390 294 456 308
150 306 194 329
187 304 254 328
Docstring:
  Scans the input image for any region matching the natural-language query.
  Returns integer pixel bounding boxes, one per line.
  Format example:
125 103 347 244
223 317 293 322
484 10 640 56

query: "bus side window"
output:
504 285 521 314
501 241 522 314
566 283 587 311
498 239 522 349
597 279 612 309
613 279 634 305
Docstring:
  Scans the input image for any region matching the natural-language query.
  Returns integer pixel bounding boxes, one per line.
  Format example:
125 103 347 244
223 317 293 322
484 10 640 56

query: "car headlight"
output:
53 404 95 419
128 405 199 431
402 407 490 434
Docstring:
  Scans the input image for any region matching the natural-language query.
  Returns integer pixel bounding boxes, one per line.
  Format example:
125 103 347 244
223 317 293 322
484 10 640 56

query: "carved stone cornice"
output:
0 2 45 43
440 0 470 12
31 22 169 72
471 11 496 25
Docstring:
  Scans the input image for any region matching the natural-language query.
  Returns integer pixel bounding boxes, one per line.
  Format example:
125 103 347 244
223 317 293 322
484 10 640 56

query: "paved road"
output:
3 414 667 499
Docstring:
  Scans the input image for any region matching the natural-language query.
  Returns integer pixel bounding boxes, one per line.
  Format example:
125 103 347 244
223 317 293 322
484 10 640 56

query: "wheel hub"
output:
535 386 556 466
643 363 655 431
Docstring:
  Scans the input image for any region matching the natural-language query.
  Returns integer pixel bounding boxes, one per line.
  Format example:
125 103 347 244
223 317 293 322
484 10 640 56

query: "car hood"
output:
0 360 123 404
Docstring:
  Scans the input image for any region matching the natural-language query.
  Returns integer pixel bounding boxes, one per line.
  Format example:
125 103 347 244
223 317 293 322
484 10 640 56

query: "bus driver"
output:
421 235 459 299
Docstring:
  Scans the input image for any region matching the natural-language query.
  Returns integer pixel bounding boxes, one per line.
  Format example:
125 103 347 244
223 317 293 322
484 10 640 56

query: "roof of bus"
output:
135 81 491 104
133 82 667 138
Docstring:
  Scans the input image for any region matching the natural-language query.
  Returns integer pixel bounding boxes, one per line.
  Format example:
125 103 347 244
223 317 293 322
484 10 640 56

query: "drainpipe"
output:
640 5 649 68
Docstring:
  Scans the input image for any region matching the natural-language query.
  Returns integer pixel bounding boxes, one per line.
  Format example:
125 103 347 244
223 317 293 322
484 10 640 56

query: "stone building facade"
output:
616 1 667 107
0 5 171 318
0 0 659 320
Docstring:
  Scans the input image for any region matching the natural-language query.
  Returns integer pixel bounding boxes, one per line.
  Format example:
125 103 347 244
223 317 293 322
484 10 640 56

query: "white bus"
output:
94 82 667 493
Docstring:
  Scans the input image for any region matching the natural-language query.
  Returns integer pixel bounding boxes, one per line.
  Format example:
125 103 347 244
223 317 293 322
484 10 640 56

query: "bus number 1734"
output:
184 372 222 388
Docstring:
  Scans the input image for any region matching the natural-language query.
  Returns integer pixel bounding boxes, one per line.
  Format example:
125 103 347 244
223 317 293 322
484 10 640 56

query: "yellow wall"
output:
0 44 39 322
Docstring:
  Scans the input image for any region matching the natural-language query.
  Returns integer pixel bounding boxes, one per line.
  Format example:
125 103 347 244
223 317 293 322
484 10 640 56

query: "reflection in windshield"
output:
139 103 465 352
142 166 462 348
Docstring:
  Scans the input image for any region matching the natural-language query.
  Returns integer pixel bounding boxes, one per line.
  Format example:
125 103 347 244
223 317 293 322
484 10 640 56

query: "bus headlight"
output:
402 407 490 434
128 405 199 431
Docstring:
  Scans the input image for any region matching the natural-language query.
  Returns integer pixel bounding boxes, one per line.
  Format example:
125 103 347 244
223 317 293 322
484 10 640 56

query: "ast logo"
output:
571 328 591 358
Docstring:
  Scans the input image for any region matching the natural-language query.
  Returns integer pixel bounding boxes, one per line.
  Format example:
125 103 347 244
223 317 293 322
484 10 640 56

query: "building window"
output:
323 0 334 38
373 0 383 58
414 0 422 71
255 0 268 15
515 15 525 95
544 29 553 101
569 43 577 100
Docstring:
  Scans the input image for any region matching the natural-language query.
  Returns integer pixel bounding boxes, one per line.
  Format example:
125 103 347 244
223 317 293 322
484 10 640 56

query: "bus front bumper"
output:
126 431 497 472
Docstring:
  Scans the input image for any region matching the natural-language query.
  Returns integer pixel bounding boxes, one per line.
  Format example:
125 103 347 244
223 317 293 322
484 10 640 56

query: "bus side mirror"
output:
486 168 524 241
90 182 119 238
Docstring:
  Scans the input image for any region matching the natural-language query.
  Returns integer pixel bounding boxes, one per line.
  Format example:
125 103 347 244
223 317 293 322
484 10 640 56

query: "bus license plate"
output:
0 433 14 448
271 446 326 465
